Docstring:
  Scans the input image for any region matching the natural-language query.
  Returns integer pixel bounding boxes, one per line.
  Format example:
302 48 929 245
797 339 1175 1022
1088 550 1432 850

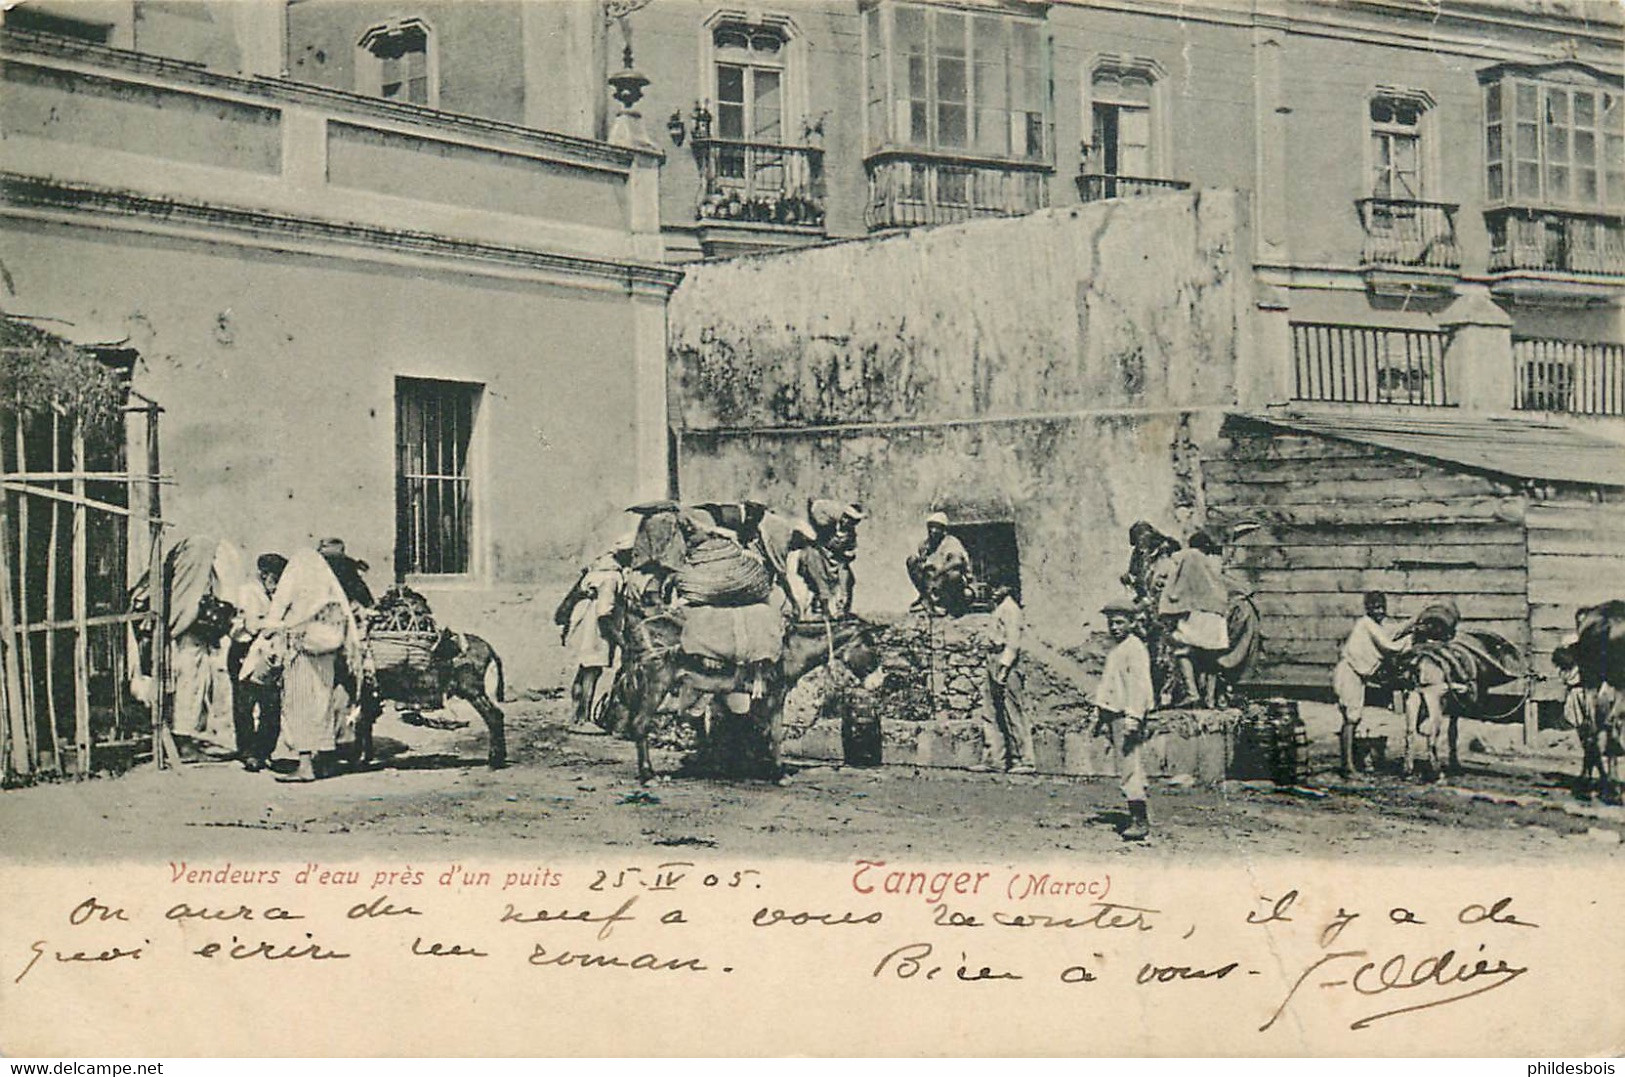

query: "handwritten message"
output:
5 852 1583 1055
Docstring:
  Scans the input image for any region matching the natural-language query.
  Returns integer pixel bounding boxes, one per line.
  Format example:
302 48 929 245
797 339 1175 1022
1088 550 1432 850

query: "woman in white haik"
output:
265 548 360 783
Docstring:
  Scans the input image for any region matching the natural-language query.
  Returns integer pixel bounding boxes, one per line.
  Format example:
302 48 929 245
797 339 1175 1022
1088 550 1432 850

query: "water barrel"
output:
841 691 883 767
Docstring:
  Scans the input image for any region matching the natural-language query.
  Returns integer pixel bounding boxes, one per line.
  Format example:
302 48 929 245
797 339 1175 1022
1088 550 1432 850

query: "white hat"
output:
925 511 949 527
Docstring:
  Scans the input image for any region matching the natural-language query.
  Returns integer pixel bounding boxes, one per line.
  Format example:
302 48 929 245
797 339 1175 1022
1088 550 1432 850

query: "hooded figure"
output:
162 537 243 748
266 549 362 781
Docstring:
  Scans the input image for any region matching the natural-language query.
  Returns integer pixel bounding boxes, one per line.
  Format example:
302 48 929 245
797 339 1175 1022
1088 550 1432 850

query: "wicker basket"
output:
367 629 438 674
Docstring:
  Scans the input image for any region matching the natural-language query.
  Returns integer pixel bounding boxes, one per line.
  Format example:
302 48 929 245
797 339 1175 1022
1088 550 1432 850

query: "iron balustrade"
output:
694 139 826 229
1513 337 1625 416
1355 198 1462 270
1075 174 1191 202
1486 208 1625 276
1291 322 1451 406
864 151 1050 230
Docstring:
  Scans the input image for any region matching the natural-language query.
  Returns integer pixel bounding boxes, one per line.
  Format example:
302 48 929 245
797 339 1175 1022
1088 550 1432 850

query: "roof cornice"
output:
0 173 685 297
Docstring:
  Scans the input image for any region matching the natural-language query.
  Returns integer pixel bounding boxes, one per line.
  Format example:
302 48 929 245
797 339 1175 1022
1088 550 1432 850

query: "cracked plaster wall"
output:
669 191 1252 648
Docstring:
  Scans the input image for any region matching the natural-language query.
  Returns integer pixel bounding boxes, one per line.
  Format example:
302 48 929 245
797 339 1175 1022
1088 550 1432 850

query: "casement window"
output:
396 377 479 577
1087 59 1168 180
1484 73 1624 211
358 19 436 107
1370 93 1427 200
714 22 786 144
864 3 1049 161
1091 97 1151 178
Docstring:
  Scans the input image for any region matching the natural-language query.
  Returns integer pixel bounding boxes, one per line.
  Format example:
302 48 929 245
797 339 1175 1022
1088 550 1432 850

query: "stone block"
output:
1031 726 1065 773
1063 729 1115 776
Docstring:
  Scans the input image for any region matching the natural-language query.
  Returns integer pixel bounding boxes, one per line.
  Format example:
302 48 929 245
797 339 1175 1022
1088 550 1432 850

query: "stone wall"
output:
668 192 1254 652
779 612 1247 785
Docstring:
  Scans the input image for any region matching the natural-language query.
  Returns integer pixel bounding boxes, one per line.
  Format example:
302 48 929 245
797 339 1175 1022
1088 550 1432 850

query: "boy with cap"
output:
1096 595 1155 841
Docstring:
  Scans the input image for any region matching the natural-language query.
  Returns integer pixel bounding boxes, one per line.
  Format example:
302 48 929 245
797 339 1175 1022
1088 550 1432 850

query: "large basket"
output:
366 628 438 674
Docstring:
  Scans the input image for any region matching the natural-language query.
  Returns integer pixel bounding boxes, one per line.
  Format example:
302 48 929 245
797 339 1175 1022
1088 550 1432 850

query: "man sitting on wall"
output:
906 512 971 616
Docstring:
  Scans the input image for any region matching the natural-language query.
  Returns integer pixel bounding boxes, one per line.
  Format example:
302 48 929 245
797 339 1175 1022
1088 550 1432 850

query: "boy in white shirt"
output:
1333 591 1414 778
1096 596 1155 841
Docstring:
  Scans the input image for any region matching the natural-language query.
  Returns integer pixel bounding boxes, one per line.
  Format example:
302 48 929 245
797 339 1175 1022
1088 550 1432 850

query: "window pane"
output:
937 57 966 104
1515 81 1538 121
717 63 745 105
903 54 927 99
908 100 928 144
1516 122 1539 159
1092 103 1117 172
753 69 782 141
1547 125 1568 162
865 5 885 148
1517 161 1541 196
1575 91 1595 127
1486 122 1502 164
397 380 476 576
1011 22 1040 69
1546 163 1568 199
975 107 1005 154
896 6 927 52
718 101 745 140
1020 62 1045 113
1574 128 1596 165
1546 88 1569 126
714 26 750 52
973 14 1003 68
1484 82 1501 123
1487 163 1504 201
1024 111 1045 158
938 102 967 147
1119 105 1150 147
1393 134 1418 173
1579 167 1598 202
935 11 966 57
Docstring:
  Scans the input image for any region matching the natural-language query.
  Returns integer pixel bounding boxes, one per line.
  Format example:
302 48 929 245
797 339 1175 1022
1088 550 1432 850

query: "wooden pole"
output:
41 412 62 773
13 408 37 765
0 482 30 779
146 402 173 771
71 417 91 777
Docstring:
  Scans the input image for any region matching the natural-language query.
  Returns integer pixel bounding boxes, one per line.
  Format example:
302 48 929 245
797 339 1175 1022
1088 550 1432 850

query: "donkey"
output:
605 610 878 784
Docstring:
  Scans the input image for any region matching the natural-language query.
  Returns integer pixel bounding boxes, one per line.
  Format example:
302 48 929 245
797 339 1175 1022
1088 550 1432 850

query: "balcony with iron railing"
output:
864 150 1050 231
1291 322 1452 407
693 138 826 238
1485 208 1625 297
1075 174 1190 203
1513 337 1625 417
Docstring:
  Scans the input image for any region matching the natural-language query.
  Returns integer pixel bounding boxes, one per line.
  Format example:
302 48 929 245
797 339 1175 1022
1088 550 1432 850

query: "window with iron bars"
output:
396 377 479 577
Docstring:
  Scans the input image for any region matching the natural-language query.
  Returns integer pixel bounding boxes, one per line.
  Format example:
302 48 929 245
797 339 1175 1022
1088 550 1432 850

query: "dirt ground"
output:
1 694 1621 864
